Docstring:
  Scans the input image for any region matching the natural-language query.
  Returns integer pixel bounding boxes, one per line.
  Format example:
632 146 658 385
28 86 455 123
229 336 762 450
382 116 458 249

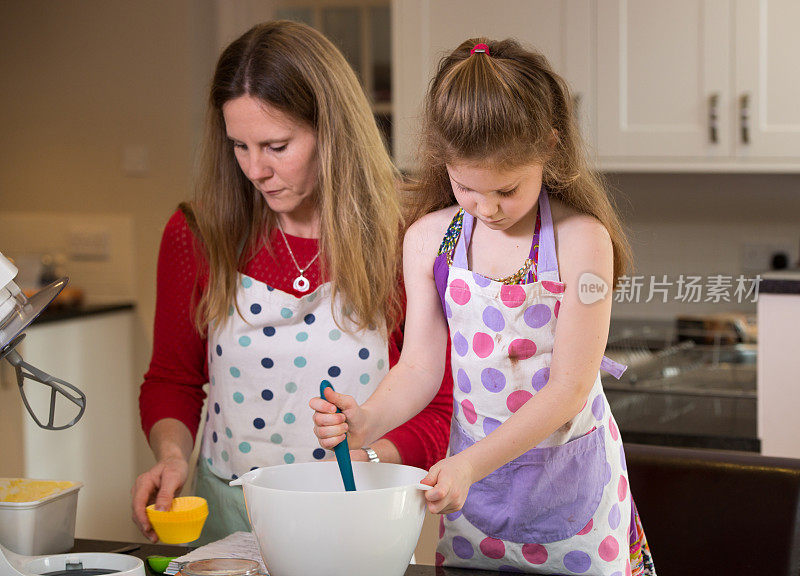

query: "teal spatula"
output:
320 380 356 491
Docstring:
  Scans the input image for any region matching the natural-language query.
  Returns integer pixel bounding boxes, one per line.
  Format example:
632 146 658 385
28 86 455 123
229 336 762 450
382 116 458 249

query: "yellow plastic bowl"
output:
146 496 208 544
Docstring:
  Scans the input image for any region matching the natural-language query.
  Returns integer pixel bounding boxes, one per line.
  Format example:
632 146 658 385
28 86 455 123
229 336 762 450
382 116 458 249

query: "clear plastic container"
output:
181 559 263 576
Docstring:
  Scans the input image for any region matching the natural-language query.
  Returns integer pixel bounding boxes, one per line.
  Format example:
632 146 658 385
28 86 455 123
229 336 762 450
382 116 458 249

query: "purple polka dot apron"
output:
199 275 388 537
435 189 635 575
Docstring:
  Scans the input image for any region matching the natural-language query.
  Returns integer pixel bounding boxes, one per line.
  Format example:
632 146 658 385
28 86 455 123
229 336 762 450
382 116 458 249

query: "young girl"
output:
311 38 655 575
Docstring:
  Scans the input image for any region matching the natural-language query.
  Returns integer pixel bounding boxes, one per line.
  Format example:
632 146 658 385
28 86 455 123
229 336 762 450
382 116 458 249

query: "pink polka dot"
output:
554 300 561 318
576 518 593 535
506 390 532 413
625 558 631 576
598 535 619 561
521 543 548 565
473 332 495 358
618 475 628 501
461 399 477 424
439 516 445 538
479 537 505 559
435 553 445 566
508 338 537 361
500 284 526 308
541 280 565 294
449 279 471 305
610 416 619 441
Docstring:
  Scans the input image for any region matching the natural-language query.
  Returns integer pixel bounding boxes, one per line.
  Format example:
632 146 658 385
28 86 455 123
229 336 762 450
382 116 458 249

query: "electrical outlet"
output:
69 228 110 260
741 242 795 273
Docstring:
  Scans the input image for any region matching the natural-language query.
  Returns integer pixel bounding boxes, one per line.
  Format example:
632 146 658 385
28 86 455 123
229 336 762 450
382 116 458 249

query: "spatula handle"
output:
320 380 357 492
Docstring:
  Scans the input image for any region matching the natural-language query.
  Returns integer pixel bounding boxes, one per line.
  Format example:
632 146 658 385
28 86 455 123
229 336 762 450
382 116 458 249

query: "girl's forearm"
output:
459 382 586 482
362 360 444 445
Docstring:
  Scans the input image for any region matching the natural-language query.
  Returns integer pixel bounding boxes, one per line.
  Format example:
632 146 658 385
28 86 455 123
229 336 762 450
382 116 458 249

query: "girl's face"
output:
223 95 319 226
446 161 544 234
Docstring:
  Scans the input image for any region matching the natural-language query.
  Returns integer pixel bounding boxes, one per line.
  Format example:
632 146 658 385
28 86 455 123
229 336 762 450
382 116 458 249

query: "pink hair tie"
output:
470 43 490 56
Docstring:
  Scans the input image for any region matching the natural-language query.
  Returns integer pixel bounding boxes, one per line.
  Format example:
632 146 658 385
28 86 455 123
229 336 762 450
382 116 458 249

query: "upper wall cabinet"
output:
596 0 800 171
392 0 593 172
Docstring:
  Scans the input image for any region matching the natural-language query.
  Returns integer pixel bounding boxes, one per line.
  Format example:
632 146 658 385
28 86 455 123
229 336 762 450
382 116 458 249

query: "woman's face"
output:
223 95 319 228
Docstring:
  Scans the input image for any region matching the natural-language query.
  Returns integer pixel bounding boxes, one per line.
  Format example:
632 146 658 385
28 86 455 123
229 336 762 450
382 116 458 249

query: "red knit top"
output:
139 210 453 470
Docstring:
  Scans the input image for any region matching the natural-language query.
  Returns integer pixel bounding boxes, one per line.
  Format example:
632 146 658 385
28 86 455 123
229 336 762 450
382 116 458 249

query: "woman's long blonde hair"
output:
190 20 402 334
406 38 631 285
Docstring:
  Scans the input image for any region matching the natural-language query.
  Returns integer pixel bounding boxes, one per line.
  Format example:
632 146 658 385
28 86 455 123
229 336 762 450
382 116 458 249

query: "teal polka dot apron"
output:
198 275 388 539
436 189 634 574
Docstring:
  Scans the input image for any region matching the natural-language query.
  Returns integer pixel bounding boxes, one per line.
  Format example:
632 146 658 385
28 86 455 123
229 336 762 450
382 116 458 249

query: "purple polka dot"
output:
591 395 605 420
608 502 621 529
610 572 623 576
473 272 492 287
445 301 453 319
563 550 591 573
481 367 506 392
603 461 612 485
531 367 550 391
453 398 459 417
523 303 551 329
453 332 468 356
457 369 472 393
620 445 627 471
452 536 474 559
446 510 462 521
483 417 501 436
482 306 505 332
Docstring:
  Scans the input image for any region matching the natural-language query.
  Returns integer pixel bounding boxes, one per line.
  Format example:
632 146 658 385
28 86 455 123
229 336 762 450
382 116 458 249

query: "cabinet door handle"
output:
708 93 719 144
740 93 751 145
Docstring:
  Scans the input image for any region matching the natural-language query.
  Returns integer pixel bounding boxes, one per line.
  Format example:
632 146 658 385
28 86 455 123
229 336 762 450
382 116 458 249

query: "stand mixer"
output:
0 252 145 576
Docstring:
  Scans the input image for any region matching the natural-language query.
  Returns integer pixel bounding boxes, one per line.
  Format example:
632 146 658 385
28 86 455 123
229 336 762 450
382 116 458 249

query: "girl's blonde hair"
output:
190 20 402 334
407 38 631 285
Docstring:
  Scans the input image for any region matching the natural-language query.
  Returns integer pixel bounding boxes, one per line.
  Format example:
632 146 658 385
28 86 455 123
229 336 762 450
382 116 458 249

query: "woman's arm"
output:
133 210 209 541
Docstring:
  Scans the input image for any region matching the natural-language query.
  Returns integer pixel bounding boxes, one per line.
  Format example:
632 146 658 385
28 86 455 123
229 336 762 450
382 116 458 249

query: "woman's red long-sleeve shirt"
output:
139 210 453 470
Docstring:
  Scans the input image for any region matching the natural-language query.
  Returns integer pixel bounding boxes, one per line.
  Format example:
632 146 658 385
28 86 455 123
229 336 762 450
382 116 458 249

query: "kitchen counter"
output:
70 539 500 576
31 302 135 326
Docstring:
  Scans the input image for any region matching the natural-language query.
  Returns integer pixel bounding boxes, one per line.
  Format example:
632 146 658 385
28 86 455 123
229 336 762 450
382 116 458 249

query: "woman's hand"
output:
421 454 476 514
309 389 368 450
131 455 189 542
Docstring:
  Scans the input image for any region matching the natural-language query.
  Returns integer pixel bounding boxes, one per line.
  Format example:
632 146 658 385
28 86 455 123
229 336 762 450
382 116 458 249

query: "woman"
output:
131 20 453 544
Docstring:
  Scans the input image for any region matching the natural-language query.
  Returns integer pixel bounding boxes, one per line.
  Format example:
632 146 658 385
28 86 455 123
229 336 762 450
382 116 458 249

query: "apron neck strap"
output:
536 188 560 283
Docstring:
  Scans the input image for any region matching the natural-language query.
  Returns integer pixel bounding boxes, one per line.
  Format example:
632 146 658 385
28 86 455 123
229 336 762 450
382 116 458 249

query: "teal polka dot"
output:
285 382 297 393
308 293 317 303
377 358 385 370
210 376 215 386
221 450 229 462
239 442 251 454
280 307 293 319
360 373 370 385
329 329 342 341
241 277 253 288
206 457 213 466
284 413 296 424
284 453 295 464
296 331 309 342
270 433 283 444
294 356 307 368
238 336 251 347
233 392 244 404
225 427 232 438
230 367 241 378
228 306 234 316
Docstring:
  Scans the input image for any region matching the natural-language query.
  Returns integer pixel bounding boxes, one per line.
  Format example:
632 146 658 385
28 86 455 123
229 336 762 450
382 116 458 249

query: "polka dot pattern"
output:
449 279 472 306
506 390 531 413
531 367 550 391
481 368 506 393
598 535 619 561
482 306 505 332
461 399 477 424
523 304 551 329
521 543 547 564
508 338 537 361
500 284 526 308
456 369 472 393
563 550 591 573
473 332 494 358
479 537 505 559
452 536 474 559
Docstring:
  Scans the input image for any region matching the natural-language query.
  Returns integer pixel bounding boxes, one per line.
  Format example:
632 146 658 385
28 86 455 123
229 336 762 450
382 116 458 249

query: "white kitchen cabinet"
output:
0 309 141 542
596 0 800 171
392 0 593 172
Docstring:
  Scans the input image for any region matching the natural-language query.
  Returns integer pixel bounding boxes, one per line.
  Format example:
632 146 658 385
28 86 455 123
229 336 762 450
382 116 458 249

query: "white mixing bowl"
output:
230 461 429 576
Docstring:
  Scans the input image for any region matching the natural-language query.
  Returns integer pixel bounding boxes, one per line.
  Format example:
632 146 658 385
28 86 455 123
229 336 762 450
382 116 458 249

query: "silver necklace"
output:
276 219 320 293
